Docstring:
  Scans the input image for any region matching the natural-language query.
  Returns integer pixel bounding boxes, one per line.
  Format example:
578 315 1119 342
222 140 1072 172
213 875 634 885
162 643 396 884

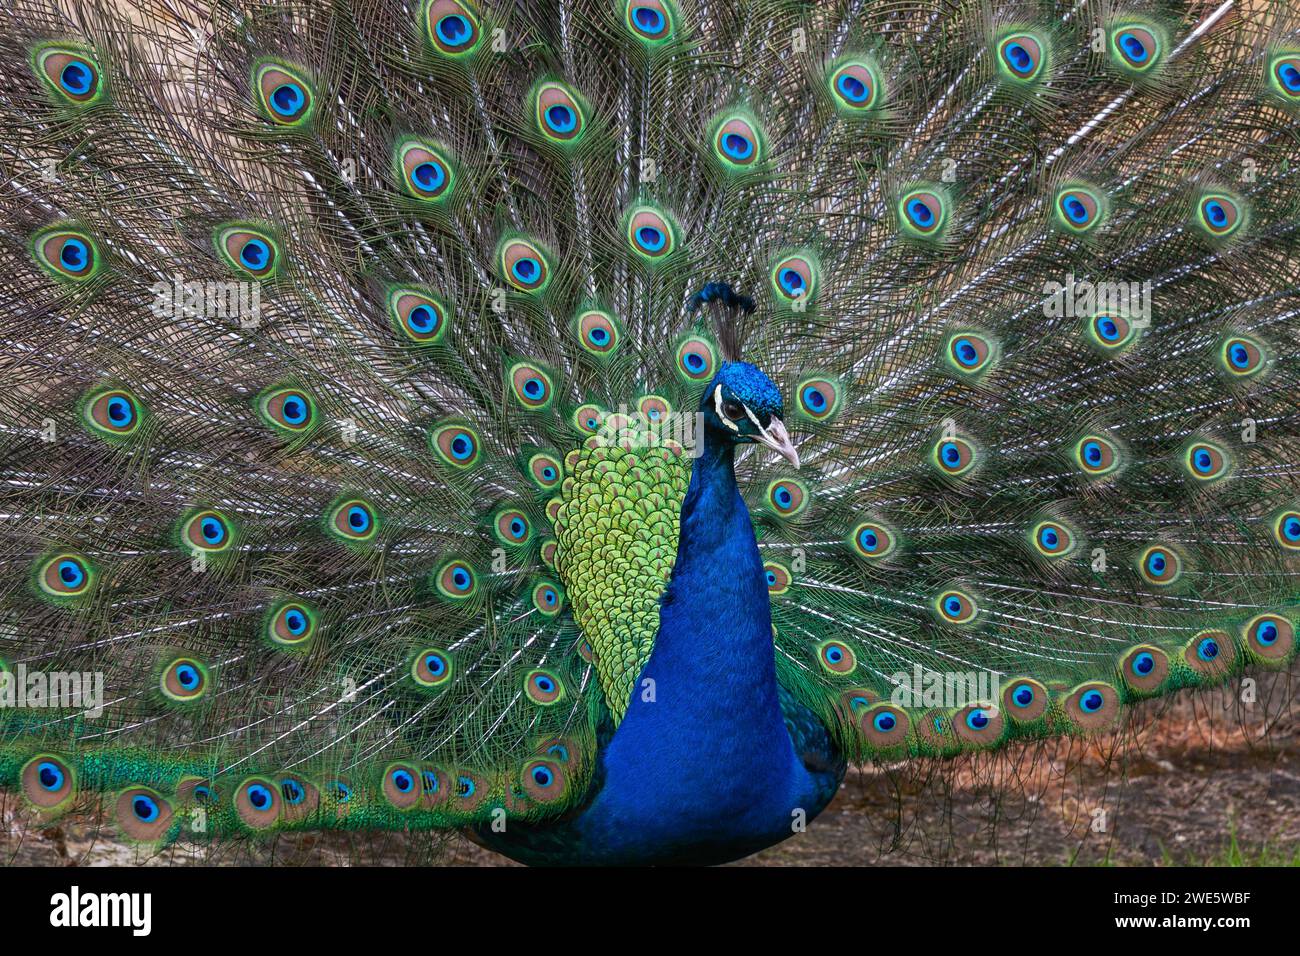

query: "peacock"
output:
0 0 1297 867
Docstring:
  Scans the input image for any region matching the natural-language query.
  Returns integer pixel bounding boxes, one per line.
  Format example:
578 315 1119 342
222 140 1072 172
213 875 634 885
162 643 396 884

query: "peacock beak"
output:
754 416 801 470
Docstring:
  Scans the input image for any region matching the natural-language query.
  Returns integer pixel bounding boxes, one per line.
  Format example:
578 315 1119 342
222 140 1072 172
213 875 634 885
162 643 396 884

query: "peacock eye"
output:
722 400 745 420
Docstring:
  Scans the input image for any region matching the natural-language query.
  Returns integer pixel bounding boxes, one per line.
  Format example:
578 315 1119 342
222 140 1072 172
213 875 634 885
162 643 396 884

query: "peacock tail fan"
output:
0 0 1296 859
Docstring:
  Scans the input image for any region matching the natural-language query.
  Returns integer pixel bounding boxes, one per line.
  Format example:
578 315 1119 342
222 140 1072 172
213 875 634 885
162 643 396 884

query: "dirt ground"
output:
4 671 1297 867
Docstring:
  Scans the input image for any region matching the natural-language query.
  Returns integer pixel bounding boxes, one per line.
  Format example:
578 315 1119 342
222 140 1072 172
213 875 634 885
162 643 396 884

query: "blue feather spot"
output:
1119 32 1148 63
37 761 64 791
1080 690 1104 713
412 160 445 192
907 198 933 227
391 769 414 793
547 743 570 762
457 775 476 797
347 505 371 533
176 664 200 690
836 73 869 103
511 257 540 283
1281 64 1300 92
1083 441 1103 465
200 517 225 545
281 395 308 425
239 238 269 271
721 133 753 161
953 338 979 366
632 6 665 35
873 712 896 733
270 82 305 117
285 610 307 635
1133 652 1155 675
59 238 89 272
941 441 961 466
1005 42 1034 74
58 559 85 588
636 225 665 252
107 395 133 425
545 104 576 134
1011 684 1034 707
59 60 94 95
408 304 438 333
857 528 878 552
1197 637 1220 661
1283 517 1300 541
1204 200 1228 228
282 780 304 804
1039 527 1059 549
1097 317 1120 341
1063 196 1089 223
965 708 989 731
532 766 554 787
1256 621 1279 645
1146 551 1167 576
246 783 272 809
450 434 474 460
436 15 471 47
132 795 160 821
779 268 805 295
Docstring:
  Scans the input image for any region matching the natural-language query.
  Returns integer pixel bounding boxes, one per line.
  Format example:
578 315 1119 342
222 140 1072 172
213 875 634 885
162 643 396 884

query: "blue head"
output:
700 362 800 468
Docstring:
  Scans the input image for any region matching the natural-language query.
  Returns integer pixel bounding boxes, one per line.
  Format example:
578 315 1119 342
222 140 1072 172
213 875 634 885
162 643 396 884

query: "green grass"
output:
1158 821 1300 867
1065 820 1300 866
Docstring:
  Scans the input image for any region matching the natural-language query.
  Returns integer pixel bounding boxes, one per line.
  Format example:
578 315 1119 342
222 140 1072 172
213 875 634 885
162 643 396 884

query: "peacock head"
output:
701 361 800 468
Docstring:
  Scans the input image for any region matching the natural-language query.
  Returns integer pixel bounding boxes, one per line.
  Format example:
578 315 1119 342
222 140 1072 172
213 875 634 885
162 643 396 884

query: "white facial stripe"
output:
714 385 740 432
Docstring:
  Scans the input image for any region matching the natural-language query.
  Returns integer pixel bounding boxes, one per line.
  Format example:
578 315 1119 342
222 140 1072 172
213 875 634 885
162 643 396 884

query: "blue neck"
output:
651 436 787 734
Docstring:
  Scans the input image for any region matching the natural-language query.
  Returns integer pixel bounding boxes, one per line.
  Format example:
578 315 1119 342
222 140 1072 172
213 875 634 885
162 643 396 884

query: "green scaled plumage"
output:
0 0 1297 861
